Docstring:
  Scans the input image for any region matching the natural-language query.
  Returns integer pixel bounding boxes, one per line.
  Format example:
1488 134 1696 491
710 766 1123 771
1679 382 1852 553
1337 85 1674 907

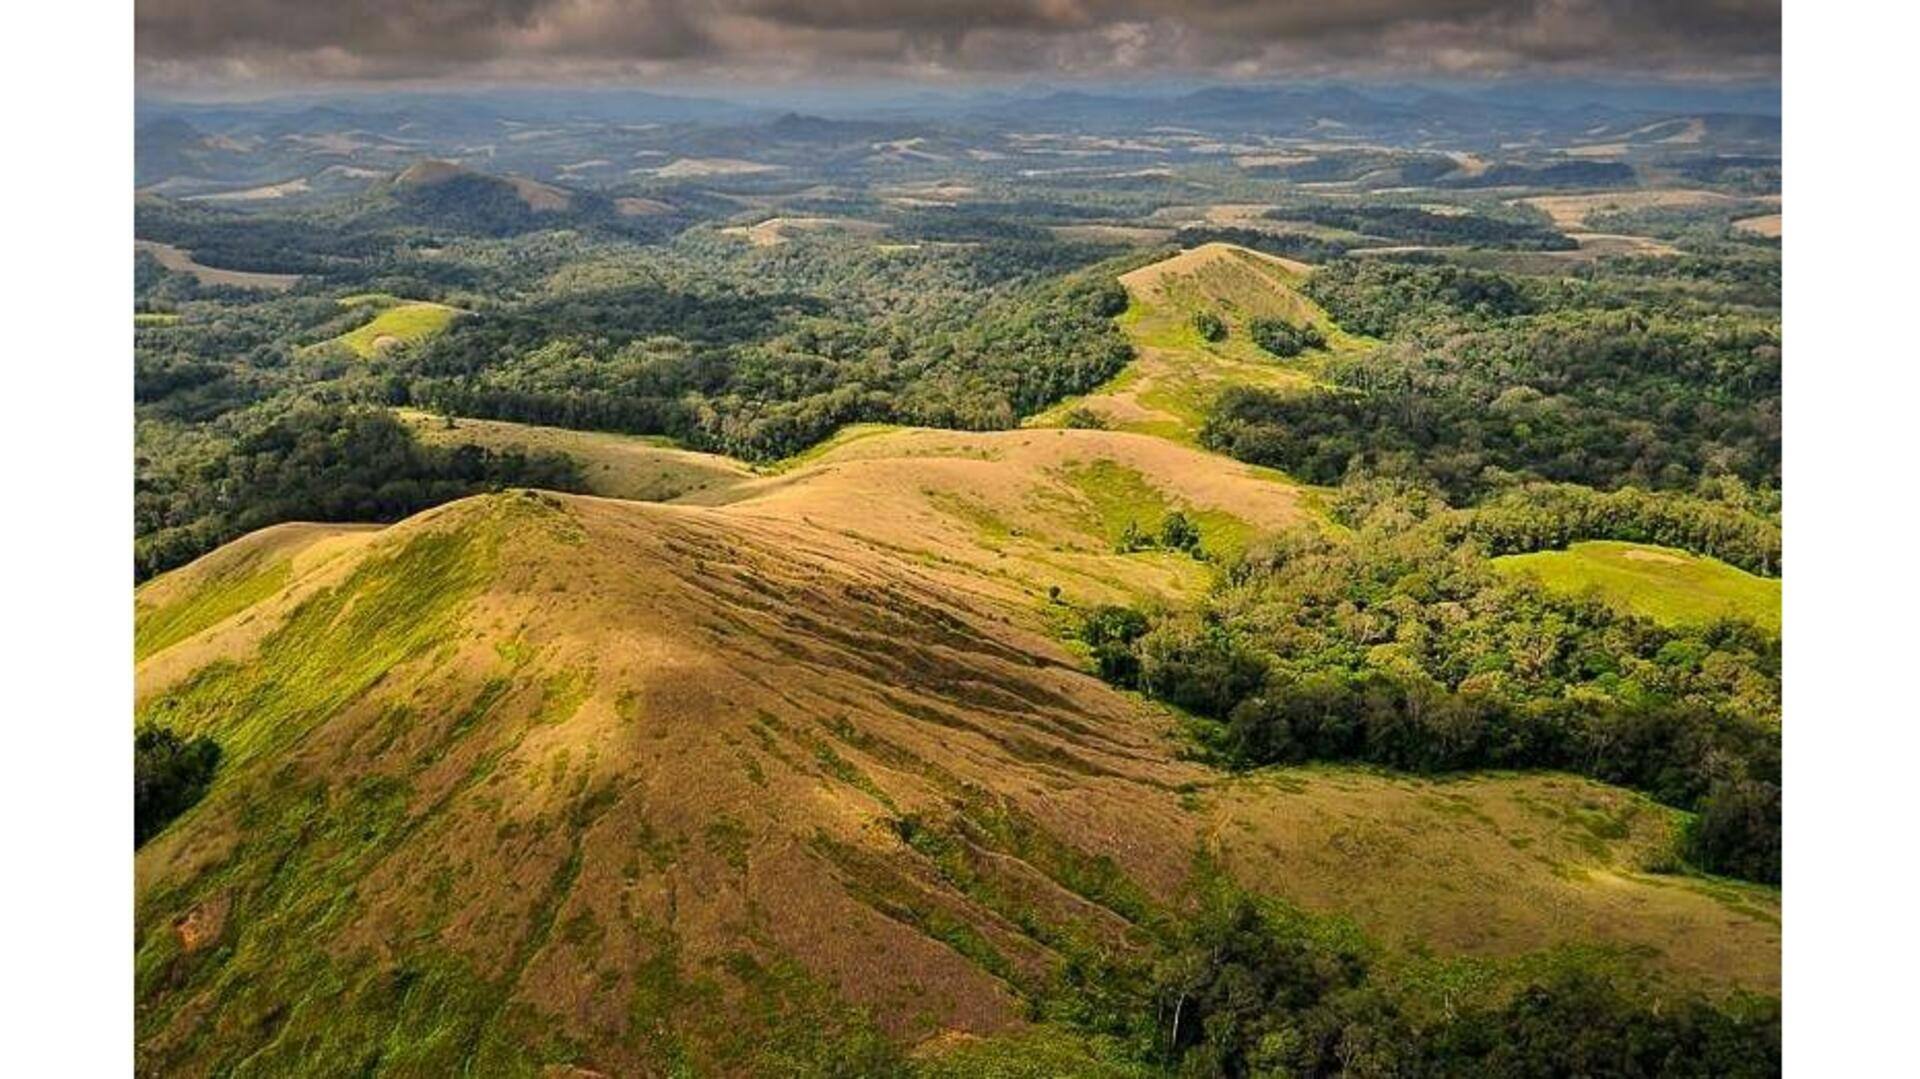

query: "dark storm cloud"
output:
135 0 1780 86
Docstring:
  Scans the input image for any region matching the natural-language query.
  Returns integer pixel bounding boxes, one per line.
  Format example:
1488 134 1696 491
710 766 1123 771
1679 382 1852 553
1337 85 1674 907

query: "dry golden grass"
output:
719 216 886 247
505 175 572 212
613 195 673 216
133 419 1782 1069
652 157 782 178
1519 189 1735 230
398 409 752 502
698 425 1315 608
1734 213 1783 238
1565 232 1682 257
134 240 300 291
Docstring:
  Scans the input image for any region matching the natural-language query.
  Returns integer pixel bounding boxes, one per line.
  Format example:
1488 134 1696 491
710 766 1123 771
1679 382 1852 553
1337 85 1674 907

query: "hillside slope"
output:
1029 243 1370 442
136 439 1779 1072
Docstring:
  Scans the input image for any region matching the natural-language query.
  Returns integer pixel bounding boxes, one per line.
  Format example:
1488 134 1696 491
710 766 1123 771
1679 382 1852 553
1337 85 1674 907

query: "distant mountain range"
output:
135 80 1779 196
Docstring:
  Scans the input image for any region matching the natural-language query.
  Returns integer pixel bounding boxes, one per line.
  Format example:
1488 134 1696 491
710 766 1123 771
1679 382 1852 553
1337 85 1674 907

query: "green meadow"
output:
330 295 461 358
1495 540 1780 632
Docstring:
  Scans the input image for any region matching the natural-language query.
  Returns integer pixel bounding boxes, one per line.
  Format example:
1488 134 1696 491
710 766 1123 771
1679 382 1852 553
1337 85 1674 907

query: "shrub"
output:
1063 406 1109 430
1249 316 1326 358
1158 511 1201 553
1686 778 1782 883
135 724 221 847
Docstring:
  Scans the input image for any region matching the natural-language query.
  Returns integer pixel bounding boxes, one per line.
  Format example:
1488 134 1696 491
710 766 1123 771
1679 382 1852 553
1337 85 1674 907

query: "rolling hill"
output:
135 425 1780 1073
1029 243 1368 443
379 160 618 234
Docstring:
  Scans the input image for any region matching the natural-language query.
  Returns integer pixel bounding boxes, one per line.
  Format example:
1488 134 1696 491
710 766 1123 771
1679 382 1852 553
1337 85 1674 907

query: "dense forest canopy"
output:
1204 261 1780 501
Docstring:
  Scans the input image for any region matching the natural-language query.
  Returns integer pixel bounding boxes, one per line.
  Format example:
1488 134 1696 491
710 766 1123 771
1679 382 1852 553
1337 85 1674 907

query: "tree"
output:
1193 310 1227 342
1687 778 1781 883
1159 511 1201 553
1249 316 1326 358
135 724 221 847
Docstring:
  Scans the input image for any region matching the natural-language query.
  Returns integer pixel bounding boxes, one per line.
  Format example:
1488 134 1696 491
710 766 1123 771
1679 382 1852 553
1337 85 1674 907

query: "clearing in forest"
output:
1028 242 1370 443
326 295 462 358
719 216 886 247
135 239 301 291
1495 540 1780 632
1518 189 1736 230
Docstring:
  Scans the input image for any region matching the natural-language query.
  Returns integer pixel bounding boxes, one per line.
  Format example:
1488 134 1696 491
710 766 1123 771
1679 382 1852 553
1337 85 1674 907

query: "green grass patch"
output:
1058 459 1255 560
135 553 292 662
925 489 1015 546
135 312 181 326
136 500 522 766
760 422 905 474
1029 245 1374 445
330 300 461 359
1494 541 1780 632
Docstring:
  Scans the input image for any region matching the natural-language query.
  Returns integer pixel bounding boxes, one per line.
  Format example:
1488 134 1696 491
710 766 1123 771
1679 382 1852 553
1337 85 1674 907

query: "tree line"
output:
1073 877 1781 1077
136 405 582 580
1078 489 1781 884
398 271 1132 461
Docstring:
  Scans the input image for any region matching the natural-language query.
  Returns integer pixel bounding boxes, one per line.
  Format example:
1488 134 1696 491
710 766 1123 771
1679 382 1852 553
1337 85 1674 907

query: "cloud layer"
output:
136 0 1781 87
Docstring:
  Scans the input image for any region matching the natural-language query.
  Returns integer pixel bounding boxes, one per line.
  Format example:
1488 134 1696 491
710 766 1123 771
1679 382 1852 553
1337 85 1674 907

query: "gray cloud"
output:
135 0 1780 87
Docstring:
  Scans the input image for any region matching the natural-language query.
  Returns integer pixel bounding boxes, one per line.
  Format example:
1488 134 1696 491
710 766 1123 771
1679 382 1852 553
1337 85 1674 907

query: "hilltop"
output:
377 159 626 234
1030 243 1369 442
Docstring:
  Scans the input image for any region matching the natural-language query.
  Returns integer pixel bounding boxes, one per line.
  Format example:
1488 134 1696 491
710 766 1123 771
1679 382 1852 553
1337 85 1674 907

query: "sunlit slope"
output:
134 479 1778 1072
1030 243 1371 443
398 408 755 503
326 295 462 358
1494 540 1781 632
137 492 1199 1073
696 425 1318 607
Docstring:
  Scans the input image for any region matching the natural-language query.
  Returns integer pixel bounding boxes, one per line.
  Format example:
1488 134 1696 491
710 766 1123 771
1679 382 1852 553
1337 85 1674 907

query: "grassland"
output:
135 550 290 662
131 230 1780 1070
327 295 462 358
134 312 181 327
135 239 301 291
1518 190 1738 231
719 216 888 247
397 409 752 502
134 490 1779 1072
695 426 1313 608
1029 243 1371 444
1058 458 1256 561
1494 540 1781 631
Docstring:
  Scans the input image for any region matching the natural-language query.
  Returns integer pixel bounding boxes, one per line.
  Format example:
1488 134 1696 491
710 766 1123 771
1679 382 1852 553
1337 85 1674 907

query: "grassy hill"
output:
1029 243 1373 444
135 444 1778 1072
328 295 462 358
398 409 752 503
1495 540 1781 632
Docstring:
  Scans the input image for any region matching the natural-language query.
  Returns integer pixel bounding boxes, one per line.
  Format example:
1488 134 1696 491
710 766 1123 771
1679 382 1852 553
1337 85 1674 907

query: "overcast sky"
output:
136 1 1781 90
